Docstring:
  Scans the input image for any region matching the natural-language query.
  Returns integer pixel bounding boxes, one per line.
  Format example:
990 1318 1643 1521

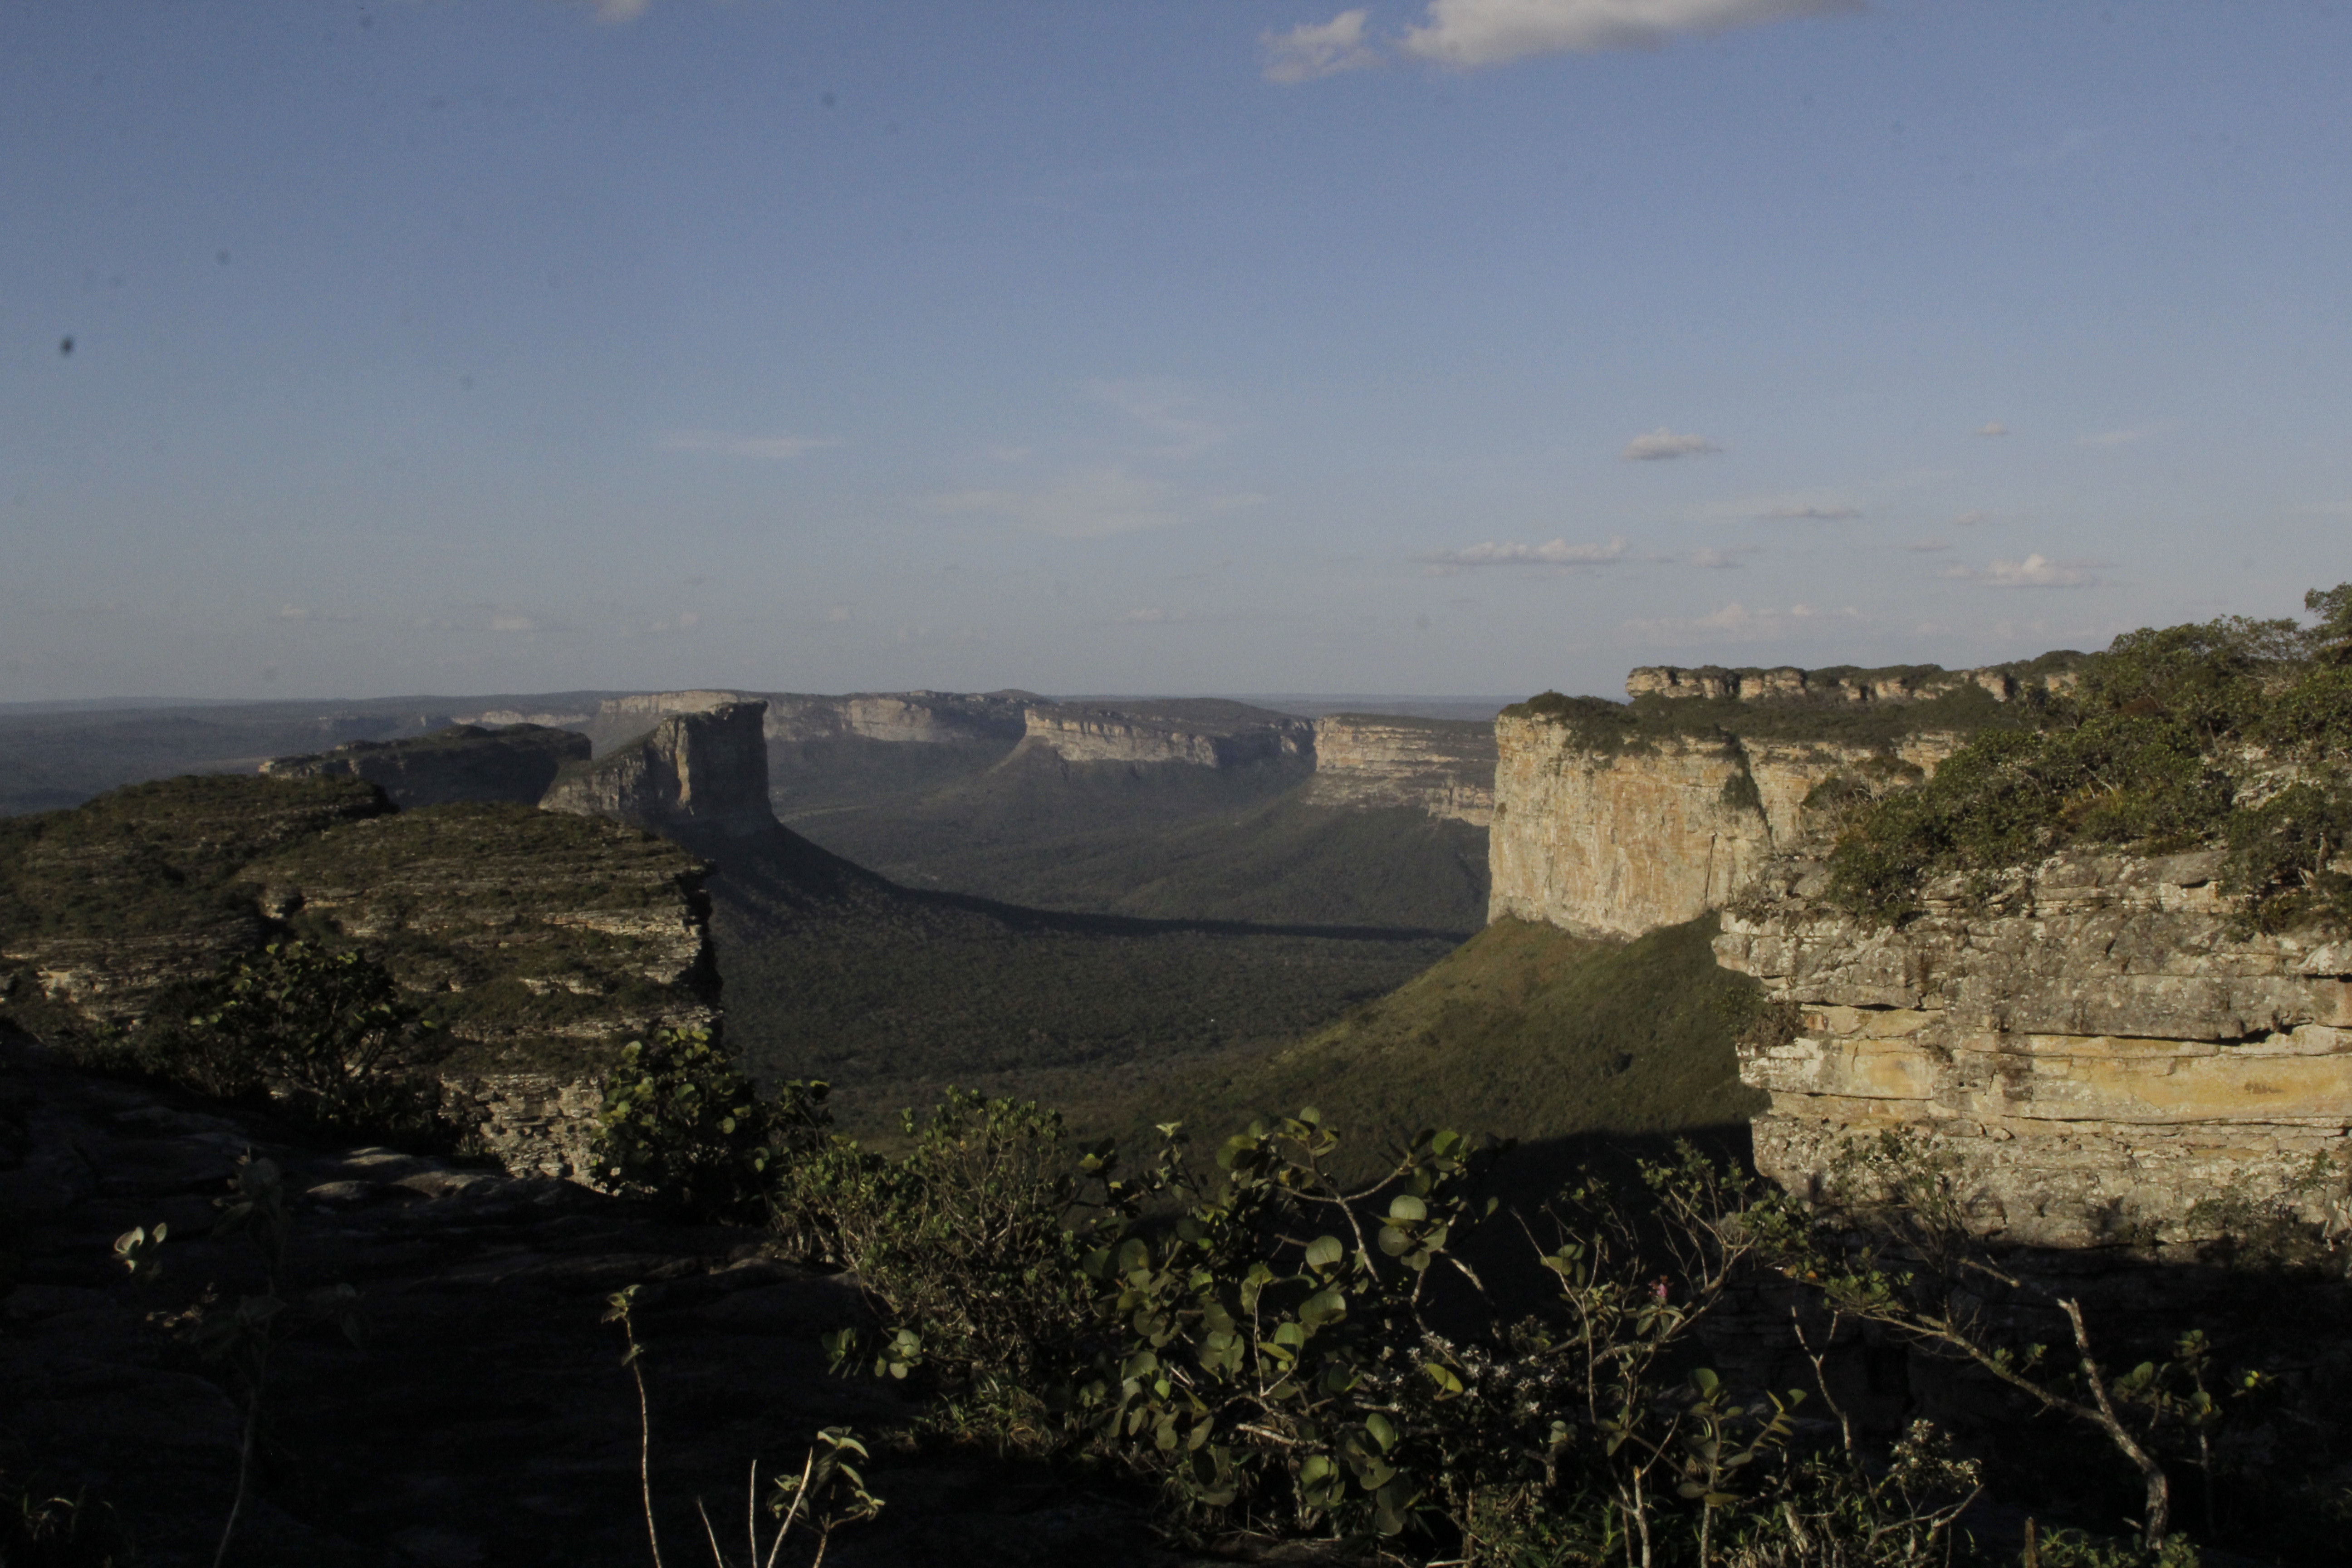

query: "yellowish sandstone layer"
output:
1716 850 2352 1246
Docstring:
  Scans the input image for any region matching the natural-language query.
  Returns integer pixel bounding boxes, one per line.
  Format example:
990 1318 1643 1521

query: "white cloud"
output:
1262 10 1381 83
277 604 358 623
1940 554 2102 589
1686 547 1751 568
928 468 1171 538
564 0 651 24
1953 509 1990 526
661 431 844 461
1761 503 1859 521
2077 426 2154 449
488 614 541 633
1419 535 1628 572
1402 0 1858 67
1976 421 2009 437
1622 427 1720 461
1906 539 1952 553
1207 492 1269 512
826 604 853 624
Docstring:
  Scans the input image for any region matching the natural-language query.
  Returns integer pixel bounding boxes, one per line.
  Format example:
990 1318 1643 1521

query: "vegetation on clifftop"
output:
1823 585 2352 927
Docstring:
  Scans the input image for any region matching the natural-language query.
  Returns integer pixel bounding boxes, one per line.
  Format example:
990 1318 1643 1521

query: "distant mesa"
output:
261 723 589 809
1302 713 1495 826
1017 698 1315 770
542 701 775 839
767 690 1031 747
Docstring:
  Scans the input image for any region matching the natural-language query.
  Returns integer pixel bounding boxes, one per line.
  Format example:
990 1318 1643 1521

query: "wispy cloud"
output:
1906 539 1952 553
1087 379 1228 458
1975 421 2009 438
487 613 542 633
1953 509 1991 527
276 604 359 623
1401 0 1859 67
929 468 1171 539
661 431 844 461
1940 554 2104 589
564 0 651 24
1624 599 1868 644
1685 546 1756 568
1761 502 1859 521
1262 10 1381 82
1419 535 1628 573
1622 427 1720 461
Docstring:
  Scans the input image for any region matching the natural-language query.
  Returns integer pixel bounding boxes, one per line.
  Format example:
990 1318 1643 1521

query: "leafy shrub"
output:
797 1100 1994 1562
593 1027 830 1221
1825 585 2352 927
786 1090 1102 1417
2220 781 2352 934
127 941 443 1137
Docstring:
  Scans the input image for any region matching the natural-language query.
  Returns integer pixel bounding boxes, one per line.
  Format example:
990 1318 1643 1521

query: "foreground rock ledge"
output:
0 1034 1200 1568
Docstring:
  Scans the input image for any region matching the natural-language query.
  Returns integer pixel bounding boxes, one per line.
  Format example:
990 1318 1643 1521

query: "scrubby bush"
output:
786 1090 1105 1421
593 1026 830 1221
1826 584 2352 929
120 940 444 1137
789 1100 2002 1563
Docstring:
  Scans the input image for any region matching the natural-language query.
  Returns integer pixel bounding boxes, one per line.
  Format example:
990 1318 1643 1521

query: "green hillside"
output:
788 748 1487 931
1126 914 1770 1176
699 826 1456 1141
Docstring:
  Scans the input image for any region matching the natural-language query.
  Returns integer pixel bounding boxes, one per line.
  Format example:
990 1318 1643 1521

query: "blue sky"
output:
5 0 2348 703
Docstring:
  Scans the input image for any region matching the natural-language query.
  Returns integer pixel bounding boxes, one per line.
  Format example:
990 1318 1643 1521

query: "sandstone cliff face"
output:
1018 699 1314 769
1303 714 1496 825
1715 851 2352 1247
540 701 774 838
1487 721 1955 938
261 723 590 808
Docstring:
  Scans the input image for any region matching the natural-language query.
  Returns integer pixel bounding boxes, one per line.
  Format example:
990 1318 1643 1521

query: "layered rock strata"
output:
1303 714 1497 825
0 774 718 1183
764 690 1032 746
1715 850 2352 1246
541 701 775 838
261 722 590 808
1627 660 2080 706
1488 721 1956 938
1018 699 1314 770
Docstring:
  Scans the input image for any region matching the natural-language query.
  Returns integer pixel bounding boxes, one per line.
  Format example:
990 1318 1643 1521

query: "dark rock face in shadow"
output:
0 1034 1196 1567
262 724 592 809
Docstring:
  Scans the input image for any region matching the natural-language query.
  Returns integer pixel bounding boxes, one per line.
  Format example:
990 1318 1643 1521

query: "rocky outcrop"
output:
1303 714 1496 825
0 777 393 1030
260 723 590 808
1715 850 2352 1247
1626 660 2080 706
541 701 775 839
0 774 719 1184
1018 700 1314 770
1488 720 1956 938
